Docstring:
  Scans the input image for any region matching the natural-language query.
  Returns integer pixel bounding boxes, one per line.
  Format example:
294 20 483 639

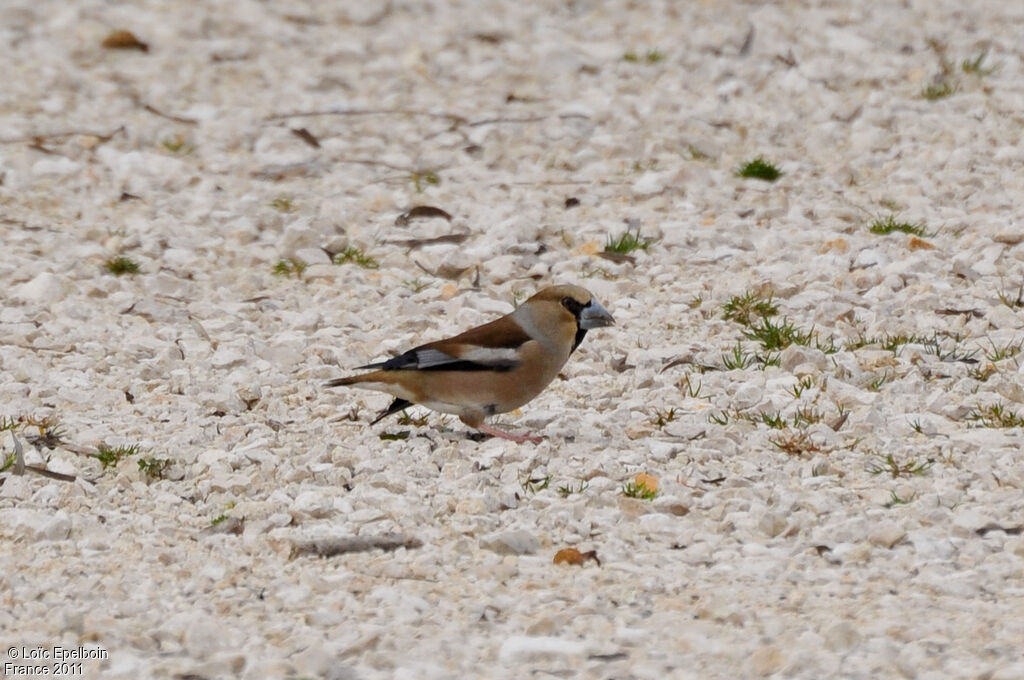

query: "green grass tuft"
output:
138 457 171 480
604 228 655 254
868 215 928 237
92 444 140 469
273 258 306 277
105 256 140 276
623 49 664 64
921 80 957 100
621 480 657 500
723 289 778 326
333 248 379 269
736 157 782 182
968 403 1024 428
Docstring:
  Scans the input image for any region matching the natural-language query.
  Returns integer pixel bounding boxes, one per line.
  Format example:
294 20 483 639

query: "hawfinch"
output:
326 284 615 442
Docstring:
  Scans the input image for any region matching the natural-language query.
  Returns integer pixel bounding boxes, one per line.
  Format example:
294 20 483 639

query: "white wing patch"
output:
413 346 520 369
460 347 520 365
414 348 460 367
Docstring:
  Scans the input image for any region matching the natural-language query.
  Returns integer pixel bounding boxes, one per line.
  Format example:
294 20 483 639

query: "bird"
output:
325 284 615 443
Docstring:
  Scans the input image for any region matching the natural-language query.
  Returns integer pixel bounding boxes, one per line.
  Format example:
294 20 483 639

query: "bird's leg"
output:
475 422 544 444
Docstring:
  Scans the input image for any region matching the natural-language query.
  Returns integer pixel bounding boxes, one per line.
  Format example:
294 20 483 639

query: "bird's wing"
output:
357 315 533 373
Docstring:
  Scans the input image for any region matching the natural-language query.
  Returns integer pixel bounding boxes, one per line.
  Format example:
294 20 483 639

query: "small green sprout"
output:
161 135 192 154
273 258 306 277
968 403 1024 428
651 408 677 428
736 157 782 182
885 490 915 507
921 80 957 100
866 371 892 392
996 281 1023 309
623 49 664 64
333 248 379 269
723 289 778 326
680 375 706 399
868 215 928 237
961 49 998 76
520 475 551 494
557 481 589 497
605 228 655 255
687 145 710 161
105 256 140 276
411 170 440 193
868 450 933 477
92 444 140 469
138 457 171 480
982 338 1023 362
396 410 429 427
721 343 757 370
621 479 657 500
769 430 821 456
269 196 296 212
378 431 410 441
790 376 815 399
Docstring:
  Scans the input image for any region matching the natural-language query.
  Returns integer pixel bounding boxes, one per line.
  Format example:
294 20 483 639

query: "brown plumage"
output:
325 284 615 442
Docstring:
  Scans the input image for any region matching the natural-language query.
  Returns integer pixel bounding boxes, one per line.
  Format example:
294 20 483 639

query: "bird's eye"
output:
561 296 583 315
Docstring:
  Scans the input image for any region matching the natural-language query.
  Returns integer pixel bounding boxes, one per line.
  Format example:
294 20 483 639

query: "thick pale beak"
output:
579 299 615 329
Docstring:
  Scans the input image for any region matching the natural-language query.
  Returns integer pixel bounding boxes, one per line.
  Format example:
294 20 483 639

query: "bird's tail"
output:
324 375 361 388
323 370 395 388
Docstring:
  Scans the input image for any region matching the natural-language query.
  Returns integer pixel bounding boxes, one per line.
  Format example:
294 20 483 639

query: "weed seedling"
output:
557 480 589 497
867 453 933 478
333 248 379 269
736 157 782 182
138 457 171 480
723 289 778 326
411 170 440 193
605 228 655 255
621 479 657 500
868 215 928 237
92 444 140 469
269 196 296 212
273 258 306 277
623 49 664 64
968 403 1024 428
520 474 551 494
769 430 822 456
982 338 1023 363
722 343 756 370
652 408 677 428
996 281 1024 309
961 49 998 76
105 256 140 276
921 80 957 100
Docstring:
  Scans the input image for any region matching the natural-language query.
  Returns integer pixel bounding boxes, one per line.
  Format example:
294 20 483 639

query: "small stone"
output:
745 645 783 676
868 522 906 548
498 635 587 663
480 529 539 555
1 509 72 541
13 272 68 304
824 621 862 652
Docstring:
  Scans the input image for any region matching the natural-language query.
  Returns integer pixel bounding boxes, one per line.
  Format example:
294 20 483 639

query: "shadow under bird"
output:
325 284 615 442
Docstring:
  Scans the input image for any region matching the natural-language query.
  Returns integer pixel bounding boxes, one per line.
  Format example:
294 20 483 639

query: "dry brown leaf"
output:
634 473 659 493
101 30 149 52
819 237 848 254
908 236 935 250
553 548 600 566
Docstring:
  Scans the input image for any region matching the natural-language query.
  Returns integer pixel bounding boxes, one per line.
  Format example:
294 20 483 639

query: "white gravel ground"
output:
2 1 1024 678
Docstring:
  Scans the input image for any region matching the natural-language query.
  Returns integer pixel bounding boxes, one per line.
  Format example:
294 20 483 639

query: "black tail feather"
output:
370 398 413 425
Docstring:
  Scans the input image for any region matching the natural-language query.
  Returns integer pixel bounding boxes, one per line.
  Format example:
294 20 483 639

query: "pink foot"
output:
476 423 544 444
